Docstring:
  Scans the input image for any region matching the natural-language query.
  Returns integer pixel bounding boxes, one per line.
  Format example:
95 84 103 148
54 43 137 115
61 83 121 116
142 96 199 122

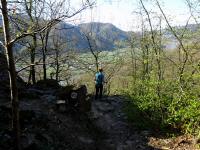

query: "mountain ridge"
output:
1 15 200 52
52 21 130 52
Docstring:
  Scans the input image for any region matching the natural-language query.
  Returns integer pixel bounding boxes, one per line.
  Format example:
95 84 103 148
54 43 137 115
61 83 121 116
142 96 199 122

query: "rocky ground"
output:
0 85 199 150
89 96 153 149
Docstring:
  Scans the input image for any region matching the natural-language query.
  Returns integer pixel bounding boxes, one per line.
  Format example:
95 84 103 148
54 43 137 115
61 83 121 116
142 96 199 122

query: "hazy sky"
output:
72 0 193 31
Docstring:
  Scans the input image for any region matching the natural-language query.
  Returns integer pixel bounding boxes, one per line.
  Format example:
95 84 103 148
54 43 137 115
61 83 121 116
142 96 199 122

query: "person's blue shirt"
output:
95 72 104 85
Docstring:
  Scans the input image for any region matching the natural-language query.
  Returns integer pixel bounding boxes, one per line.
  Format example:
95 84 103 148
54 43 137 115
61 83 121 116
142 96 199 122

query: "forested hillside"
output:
0 0 200 150
51 22 130 51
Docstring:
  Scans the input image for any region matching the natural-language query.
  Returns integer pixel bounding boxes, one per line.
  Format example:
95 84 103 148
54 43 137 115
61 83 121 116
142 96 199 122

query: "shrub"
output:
124 78 200 135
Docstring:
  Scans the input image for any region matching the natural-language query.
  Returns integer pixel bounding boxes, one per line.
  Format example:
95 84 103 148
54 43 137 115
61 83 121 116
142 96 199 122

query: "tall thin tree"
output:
0 0 21 149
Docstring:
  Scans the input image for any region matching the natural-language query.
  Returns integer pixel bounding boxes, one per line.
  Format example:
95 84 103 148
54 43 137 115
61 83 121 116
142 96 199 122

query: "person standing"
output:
95 68 105 99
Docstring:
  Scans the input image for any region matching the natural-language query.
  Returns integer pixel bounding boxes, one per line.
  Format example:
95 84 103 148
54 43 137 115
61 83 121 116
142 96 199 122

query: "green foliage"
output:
167 91 200 134
124 78 200 135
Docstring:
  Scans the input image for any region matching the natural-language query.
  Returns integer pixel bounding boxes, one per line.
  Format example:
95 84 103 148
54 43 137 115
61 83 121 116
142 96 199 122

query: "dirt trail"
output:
89 95 156 150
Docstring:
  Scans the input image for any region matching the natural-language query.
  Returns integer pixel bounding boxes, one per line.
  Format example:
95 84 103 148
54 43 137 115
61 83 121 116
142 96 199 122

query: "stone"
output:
19 89 40 100
78 136 94 145
21 134 35 149
40 95 56 103
95 101 114 113
0 53 26 101
0 53 9 81
141 130 151 136
56 85 74 100
56 100 66 112
35 79 60 90
0 129 12 149
67 85 91 112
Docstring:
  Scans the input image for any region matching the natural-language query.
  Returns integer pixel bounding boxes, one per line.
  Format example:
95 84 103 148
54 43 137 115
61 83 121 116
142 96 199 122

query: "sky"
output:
71 0 195 31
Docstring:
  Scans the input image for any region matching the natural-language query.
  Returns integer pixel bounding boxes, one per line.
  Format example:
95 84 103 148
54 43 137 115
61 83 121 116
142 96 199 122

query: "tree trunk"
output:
42 42 46 80
43 29 51 80
30 34 36 84
1 0 21 149
55 49 59 81
40 32 47 80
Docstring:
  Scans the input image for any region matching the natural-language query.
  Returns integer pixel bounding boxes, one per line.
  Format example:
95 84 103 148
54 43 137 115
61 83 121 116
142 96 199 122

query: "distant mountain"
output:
51 22 130 52
51 22 88 51
1 14 200 53
0 17 131 52
79 22 130 49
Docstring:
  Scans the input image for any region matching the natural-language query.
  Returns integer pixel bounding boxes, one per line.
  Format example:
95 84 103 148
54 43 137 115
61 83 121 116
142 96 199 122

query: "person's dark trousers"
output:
95 84 103 99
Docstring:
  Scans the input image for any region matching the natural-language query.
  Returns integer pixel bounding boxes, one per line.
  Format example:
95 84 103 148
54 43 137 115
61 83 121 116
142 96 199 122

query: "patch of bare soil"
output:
148 134 199 150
